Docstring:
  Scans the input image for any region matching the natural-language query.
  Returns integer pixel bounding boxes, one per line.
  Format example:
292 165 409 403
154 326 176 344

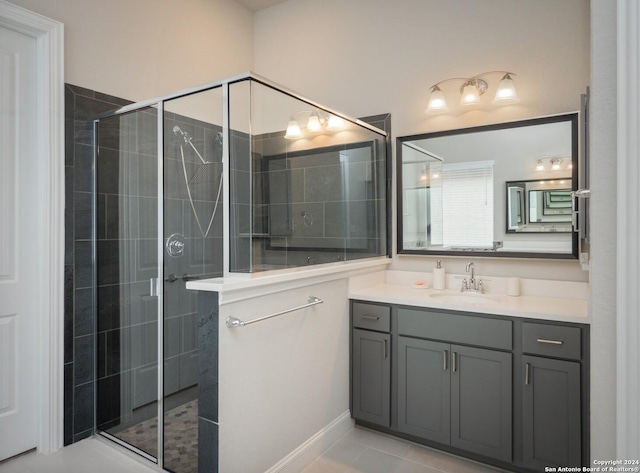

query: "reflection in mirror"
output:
506 179 572 233
398 113 579 258
507 183 525 231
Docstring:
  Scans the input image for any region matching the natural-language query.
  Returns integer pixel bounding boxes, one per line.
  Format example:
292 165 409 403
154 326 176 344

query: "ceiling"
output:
235 0 287 12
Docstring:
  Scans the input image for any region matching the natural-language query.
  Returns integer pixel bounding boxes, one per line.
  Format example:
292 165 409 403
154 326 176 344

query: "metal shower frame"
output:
91 71 388 469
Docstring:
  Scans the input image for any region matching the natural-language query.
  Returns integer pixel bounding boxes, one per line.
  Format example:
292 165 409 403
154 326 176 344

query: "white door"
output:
0 23 39 461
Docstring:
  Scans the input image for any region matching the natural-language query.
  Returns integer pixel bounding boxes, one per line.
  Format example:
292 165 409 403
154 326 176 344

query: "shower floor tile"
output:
114 399 198 473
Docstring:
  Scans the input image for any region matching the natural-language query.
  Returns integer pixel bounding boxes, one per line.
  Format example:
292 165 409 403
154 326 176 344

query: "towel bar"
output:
226 296 323 328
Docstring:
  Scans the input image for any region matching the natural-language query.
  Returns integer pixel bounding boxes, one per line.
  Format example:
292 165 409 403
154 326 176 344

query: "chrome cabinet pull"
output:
383 339 388 359
361 314 380 321
452 352 457 372
443 350 448 371
525 362 531 385
537 338 564 345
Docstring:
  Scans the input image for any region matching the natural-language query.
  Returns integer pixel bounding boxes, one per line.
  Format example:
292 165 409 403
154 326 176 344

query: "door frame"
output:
0 0 64 454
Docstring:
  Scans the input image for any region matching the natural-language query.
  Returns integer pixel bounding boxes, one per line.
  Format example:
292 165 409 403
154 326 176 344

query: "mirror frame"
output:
396 113 579 259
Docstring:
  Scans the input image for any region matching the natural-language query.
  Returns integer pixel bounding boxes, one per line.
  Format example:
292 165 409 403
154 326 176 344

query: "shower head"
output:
173 125 192 144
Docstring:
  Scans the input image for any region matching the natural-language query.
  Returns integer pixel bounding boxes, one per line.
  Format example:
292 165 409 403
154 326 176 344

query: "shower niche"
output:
93 73 388 472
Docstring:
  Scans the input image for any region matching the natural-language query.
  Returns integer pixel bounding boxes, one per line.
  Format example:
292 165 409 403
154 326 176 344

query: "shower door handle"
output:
150 278 159 296
182 274 201 282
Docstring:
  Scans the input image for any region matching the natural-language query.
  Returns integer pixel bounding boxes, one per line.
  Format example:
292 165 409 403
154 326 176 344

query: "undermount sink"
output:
428 292 499 305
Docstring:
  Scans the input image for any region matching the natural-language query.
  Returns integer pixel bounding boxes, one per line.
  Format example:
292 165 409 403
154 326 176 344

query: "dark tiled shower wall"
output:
64 84 134 445
246 113 392 269
65 84 225 446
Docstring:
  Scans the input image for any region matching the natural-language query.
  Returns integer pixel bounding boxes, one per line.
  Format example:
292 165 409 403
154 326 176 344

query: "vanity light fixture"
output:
425 71 519 115
284 109 346 140
492 73 519 104
550 158 562 171
425 85 449 113
306 112 322 132
284 117 302 139
460 78 487 107
326 115 345 130
534 156 571 172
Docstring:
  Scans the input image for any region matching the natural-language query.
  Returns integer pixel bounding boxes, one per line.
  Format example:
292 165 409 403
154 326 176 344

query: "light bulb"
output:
551 158 562 171
307 113 322 132
284 118 302 139
460 83 481 106
326 115 345 130
536 160 545 172
492 73 519 105
425 86 449 114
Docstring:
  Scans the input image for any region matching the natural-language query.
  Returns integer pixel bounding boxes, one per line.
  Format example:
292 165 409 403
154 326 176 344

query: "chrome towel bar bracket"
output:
226 296 323 328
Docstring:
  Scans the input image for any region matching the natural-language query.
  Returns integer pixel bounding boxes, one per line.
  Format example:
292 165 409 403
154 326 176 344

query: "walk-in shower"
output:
93 73 388 472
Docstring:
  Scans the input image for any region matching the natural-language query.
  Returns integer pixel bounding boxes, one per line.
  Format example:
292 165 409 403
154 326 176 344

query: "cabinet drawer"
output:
397 308 512 350
522 323 581 360
352 302 391 332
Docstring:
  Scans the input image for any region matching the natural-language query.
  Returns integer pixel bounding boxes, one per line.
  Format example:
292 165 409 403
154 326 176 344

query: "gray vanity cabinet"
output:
351 302 391 427
521 321 583 470
522 356 581 469
397 337 451 443
350 300 589 472
397 337 512 463
450 344 512 463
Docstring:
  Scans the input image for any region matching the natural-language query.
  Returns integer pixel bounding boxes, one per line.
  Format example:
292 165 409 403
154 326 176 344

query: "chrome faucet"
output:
462 262 484 293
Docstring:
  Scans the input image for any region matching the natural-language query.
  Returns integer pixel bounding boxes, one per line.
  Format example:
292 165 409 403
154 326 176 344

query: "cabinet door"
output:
451 345 512 462
397 337 451 444
352 328 390 427
522 355 581 469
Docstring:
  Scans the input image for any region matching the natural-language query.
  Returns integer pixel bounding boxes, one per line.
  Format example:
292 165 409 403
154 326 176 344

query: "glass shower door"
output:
162 88 224 473
95 106 160 459
96 87 223 472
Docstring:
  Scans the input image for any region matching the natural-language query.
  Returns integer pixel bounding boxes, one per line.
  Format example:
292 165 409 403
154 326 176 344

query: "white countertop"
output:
188 261 589 323
349 271 590 324
186 257 391 304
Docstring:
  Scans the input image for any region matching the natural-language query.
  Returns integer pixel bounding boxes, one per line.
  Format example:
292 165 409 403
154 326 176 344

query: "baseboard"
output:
265 411 354 473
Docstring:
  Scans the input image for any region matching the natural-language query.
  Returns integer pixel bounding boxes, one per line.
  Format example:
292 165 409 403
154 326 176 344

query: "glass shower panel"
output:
162 87 224 473
96 107 160 459
228 78 388 273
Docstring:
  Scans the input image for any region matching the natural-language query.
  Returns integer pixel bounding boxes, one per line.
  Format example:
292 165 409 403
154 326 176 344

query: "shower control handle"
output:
165 274 179 283
182 274 201 282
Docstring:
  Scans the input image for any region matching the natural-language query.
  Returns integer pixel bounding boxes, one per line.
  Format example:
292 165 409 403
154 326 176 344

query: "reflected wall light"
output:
534 156 571 172
284 109 346 140
425 71 519 114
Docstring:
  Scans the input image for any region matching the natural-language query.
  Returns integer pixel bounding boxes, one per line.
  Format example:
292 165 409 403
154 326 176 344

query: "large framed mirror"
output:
397 113 579 259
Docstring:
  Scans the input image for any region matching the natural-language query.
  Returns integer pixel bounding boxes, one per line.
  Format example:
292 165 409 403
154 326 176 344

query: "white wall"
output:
254 0 591 282
256 0 589 134
589 0 617 462
218 279 351 472
9 0 254 101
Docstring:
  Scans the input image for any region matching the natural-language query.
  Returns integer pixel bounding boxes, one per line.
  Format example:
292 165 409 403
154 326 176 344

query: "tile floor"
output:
0 437 157 473
0 426 507 473
301 427 507 473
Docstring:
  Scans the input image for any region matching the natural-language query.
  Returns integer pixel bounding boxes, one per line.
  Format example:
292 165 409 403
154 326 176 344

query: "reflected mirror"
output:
506 180 572 233
397 113 578 258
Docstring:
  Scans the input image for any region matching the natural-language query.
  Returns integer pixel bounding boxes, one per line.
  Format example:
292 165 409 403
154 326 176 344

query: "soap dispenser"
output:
433 260 445 290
